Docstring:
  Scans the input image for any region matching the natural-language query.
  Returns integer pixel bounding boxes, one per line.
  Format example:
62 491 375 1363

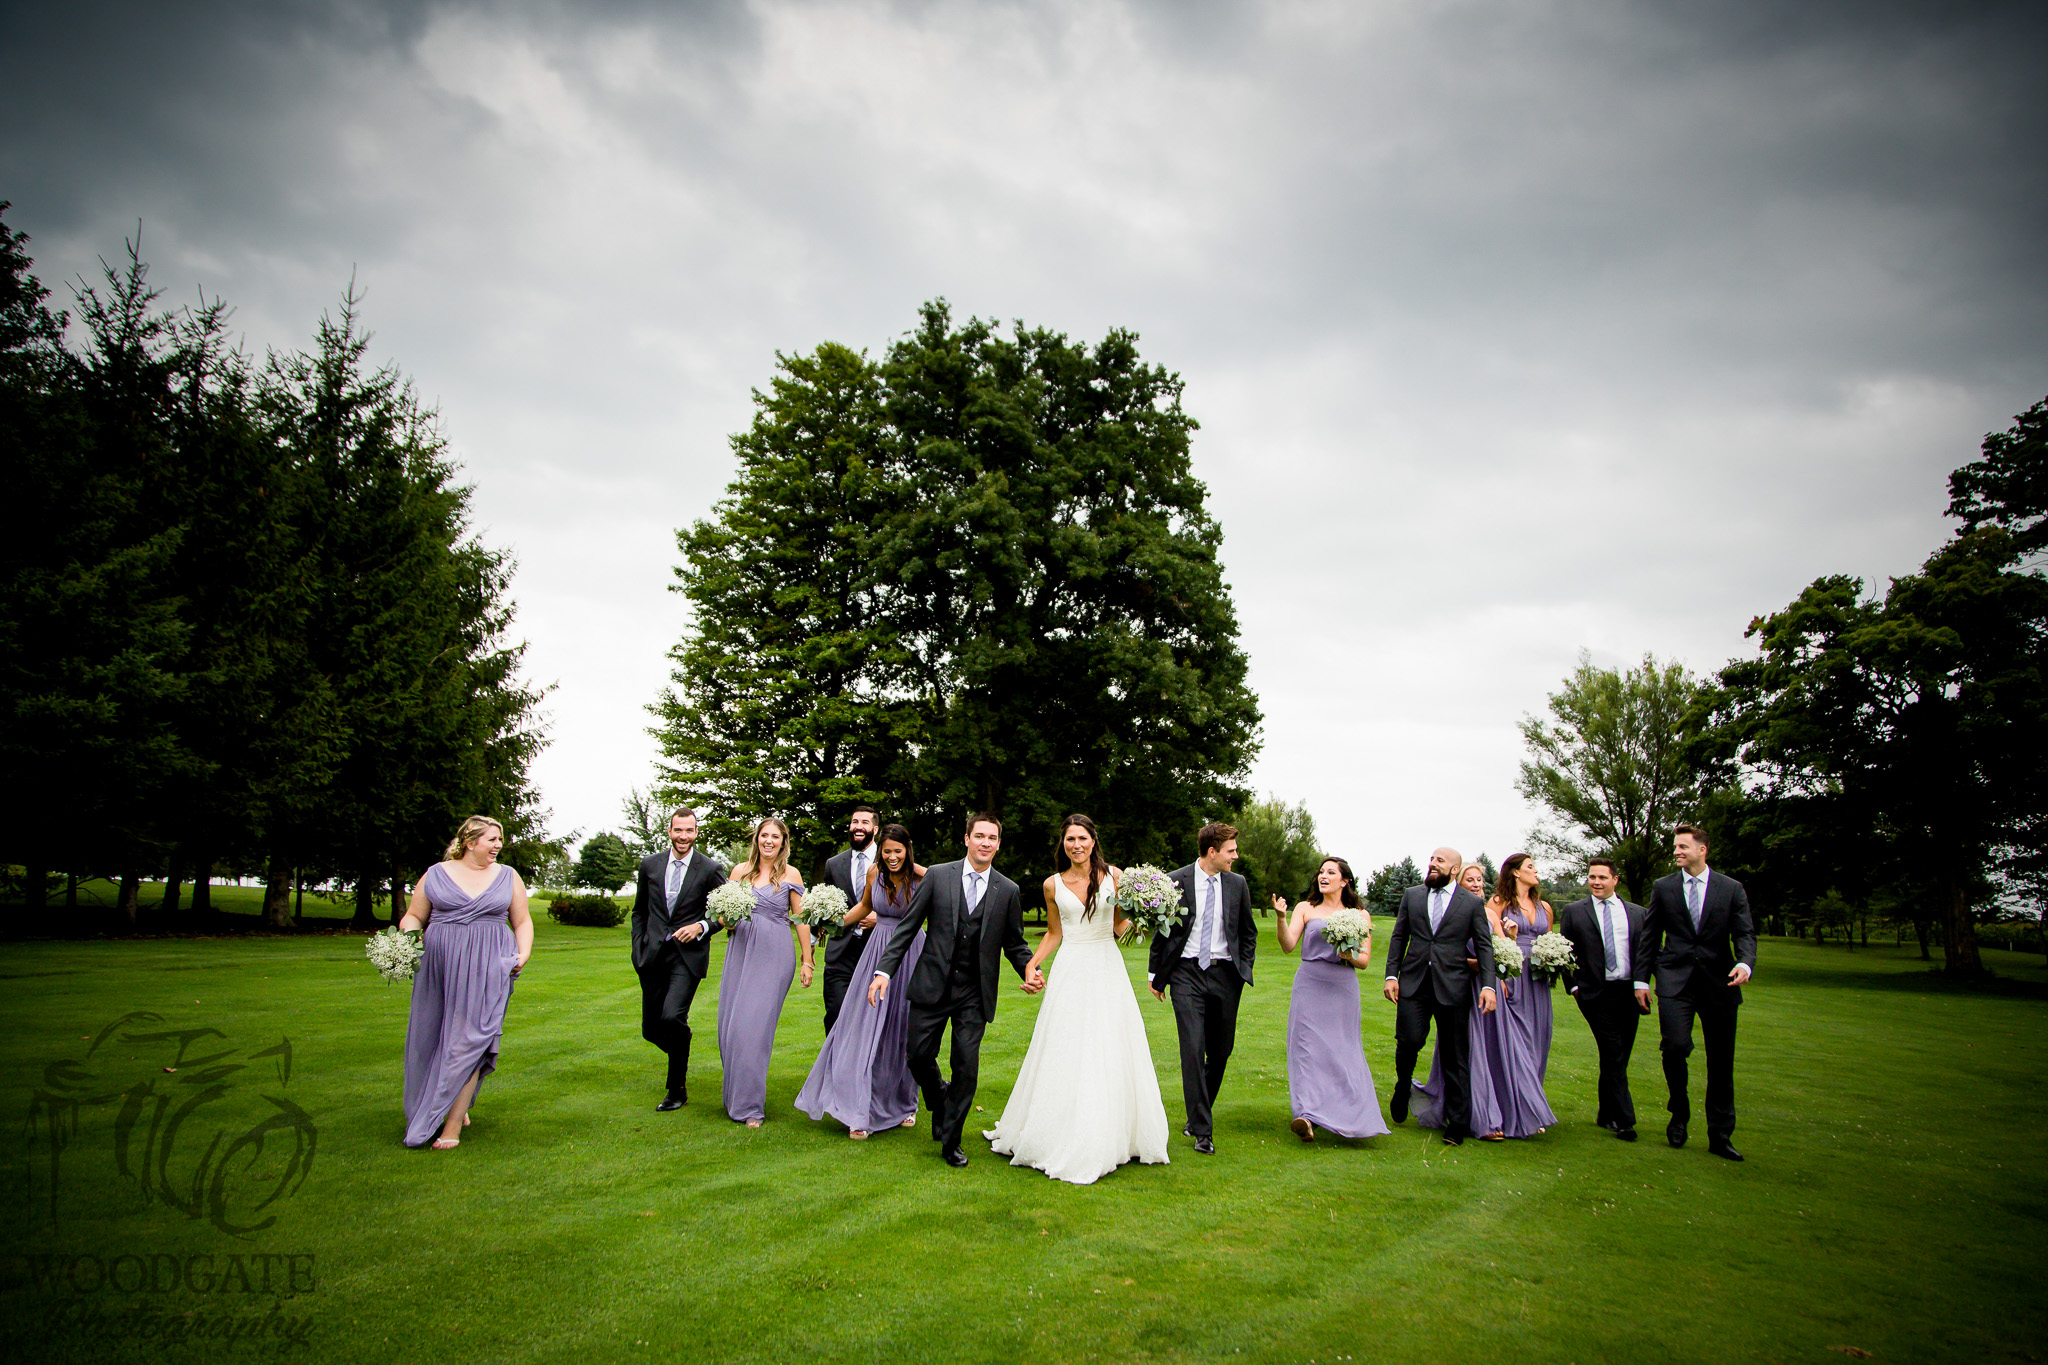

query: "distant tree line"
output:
0 208 548 930
652 300 1262 879
1516 396 2048 978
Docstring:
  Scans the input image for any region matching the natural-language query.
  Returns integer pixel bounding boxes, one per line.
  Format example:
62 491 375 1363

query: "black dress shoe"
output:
1615 1127 1638 1142
941 1147 969 1168
1667 1120 1688 1148
1708 1138 1744 1162
1192 1136 1215 1155
656 1091 685 1112
1441 1132 1464 1146
1390 1080 1410 1124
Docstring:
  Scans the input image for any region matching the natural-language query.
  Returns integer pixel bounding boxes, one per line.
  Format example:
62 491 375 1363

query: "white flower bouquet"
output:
1317 907 1373 957
1489 931 1524 979
365 927 423 983
1528 930 1577 984
797 883 852 940
1114 865 1185 941
706 880 756 929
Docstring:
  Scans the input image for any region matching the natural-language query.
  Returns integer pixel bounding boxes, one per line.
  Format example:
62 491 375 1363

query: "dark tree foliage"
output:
570 832 637 895
657 301 1262 879
1363 857 1423 918
0 211 548 929
1948 396 2047 565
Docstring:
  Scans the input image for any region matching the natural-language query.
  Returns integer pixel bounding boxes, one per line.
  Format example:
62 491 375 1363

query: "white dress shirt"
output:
1179 867 1232 962
1593 895 1648 991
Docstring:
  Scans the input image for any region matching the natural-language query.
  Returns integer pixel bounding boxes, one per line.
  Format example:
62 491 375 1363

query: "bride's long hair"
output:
1054 813 1112 919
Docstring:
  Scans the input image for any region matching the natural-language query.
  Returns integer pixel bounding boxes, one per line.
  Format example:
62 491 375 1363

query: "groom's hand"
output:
1728 964 1751 986
868 974 888 1006
1478 987 1498 1014
1382 979 1399 1003
1149 985 1164 1000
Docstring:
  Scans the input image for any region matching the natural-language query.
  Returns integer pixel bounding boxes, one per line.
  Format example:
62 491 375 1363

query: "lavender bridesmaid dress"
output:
795 873 925 1132
1409 929 1502 1134
1492 905 1559 1135
1286 918 1390 1138
402 863 518 1147
717 880 798 1123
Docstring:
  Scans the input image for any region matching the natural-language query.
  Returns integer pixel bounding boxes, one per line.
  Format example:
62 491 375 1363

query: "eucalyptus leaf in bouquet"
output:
1528 930 1577 983
365 927 423 983
1113 865 1185 941
1317 907 1373 957
797 883 851 940
706 880 756 928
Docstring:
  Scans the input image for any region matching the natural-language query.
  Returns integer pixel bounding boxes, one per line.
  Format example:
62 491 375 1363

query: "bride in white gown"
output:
985 814 1170 1184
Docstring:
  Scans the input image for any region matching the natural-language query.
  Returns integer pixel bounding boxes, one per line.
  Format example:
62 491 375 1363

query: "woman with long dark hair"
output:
984 813 1170 1184
1276 856 1389 1142
1482 852 1559 1137
797 824 928 1138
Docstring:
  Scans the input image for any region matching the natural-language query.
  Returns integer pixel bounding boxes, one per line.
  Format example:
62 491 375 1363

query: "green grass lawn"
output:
0 928 2042 1364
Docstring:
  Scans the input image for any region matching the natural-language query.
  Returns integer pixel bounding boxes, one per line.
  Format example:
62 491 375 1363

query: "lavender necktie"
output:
667 857 682 910
1198 876 1217 970
1602 899 1623 977
1686 876 1704 932
966 872 983 917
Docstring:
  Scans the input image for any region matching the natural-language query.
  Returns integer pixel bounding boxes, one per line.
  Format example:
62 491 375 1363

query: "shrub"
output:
1975 919 2046 955
547 894 625 928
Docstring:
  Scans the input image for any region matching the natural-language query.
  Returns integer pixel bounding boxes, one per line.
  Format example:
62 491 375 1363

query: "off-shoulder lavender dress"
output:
402 862 518 1147
795 873 925 1132
717 880 799 1123
1286 917 1390 1138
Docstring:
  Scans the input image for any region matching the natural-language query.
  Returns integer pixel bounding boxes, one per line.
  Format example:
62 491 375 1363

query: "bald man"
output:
1383 847 1499 1145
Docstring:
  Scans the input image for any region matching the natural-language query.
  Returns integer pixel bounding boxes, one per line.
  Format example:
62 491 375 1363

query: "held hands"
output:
1021 965 1046 994
860 911 877 930
1478 987 1498 1014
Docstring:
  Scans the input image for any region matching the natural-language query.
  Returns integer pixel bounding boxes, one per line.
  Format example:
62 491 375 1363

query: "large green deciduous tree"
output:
656 302 1261 878
1231 794 1320 913
1516 651 1713 902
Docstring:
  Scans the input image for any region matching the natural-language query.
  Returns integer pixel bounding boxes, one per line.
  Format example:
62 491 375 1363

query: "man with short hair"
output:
820 804 880 1031
1557 856 1651 1141
1640 824 1756 1160
869 813 1042 1167
629 808 726 1111
1383 847 1499 1145
1148 821 1258 1154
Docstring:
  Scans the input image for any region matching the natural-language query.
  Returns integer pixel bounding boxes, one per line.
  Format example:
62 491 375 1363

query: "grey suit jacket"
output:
1147 864 1258 987
1557 896 1649 1001
874 860 1032 1020
1641 869 1756 1001
1382 883 1498 1002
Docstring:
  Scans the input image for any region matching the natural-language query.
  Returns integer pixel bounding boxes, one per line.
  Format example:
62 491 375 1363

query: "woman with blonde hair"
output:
400 815 533 1149
717 817 814 1127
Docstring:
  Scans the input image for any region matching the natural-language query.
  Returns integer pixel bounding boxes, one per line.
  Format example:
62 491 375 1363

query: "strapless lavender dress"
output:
1286 918 1390 1138
717 880 798 1123
402 863 518 1147
796 874 925 1131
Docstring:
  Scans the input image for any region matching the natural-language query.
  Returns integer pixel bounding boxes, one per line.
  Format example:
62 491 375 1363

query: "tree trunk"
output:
163 855 185 920
24 862 49 913
1913 917 1931 960
1939 880 1984 978
117 864 141 932
64 872 78 908
295 870 305 920
390 864 409 926
262 853 294 928
350 871 383 930
190 857 212 918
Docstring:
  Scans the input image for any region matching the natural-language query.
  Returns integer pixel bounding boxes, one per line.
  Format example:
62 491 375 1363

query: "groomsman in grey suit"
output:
1383 847 1498 1145
1557 855 1651 1141
1147 821 1258 1155
1640 823 1756 1161
628 808 726 1111
870 813 1042 1168
819 805 880 1031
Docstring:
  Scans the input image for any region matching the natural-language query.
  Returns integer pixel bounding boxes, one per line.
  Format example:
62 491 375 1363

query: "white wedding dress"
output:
985 873 1171 1184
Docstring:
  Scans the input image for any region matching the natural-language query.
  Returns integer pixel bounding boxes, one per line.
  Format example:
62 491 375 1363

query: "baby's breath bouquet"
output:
1317 907 1373 958
365 927 423 983
706 880 756 929
1114 865 1185 941
797 884 851 941
1489 931 1524 980
1528 930 1577 984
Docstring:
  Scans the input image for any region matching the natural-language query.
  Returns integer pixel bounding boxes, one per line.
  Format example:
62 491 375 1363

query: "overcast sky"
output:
6 0 2045 874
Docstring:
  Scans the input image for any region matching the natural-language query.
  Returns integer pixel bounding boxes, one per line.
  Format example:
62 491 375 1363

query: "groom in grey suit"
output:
870 812 1041 1167
1147 821 1258 1155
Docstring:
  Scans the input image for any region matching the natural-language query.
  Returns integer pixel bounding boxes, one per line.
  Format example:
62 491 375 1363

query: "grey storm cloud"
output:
4 0 2044 865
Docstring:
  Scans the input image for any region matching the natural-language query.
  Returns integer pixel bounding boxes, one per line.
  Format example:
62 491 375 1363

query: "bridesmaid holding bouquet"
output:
718 818 813 1127
1275 857 1389 1142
